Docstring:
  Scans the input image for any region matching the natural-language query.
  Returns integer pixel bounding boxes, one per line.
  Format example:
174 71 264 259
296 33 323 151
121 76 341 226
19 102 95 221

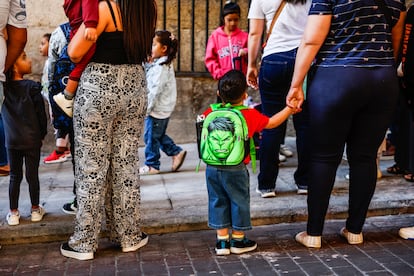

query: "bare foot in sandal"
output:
404 173 414 182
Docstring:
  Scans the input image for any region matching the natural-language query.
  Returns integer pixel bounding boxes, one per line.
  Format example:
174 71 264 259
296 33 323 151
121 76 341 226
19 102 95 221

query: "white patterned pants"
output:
69 63 147 252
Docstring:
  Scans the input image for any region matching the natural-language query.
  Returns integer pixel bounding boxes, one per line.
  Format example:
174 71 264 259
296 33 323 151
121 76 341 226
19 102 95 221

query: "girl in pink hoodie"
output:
205 2 248 81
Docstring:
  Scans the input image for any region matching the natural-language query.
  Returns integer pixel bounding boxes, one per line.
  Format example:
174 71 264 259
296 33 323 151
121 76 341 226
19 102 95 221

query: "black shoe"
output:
215 239 230 255
62 198 77 215
60 242 93 260
230 238 257 254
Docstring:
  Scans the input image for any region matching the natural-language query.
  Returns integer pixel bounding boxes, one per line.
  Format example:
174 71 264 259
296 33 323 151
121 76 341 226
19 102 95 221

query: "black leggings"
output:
8 147 41 210
306 66 399 236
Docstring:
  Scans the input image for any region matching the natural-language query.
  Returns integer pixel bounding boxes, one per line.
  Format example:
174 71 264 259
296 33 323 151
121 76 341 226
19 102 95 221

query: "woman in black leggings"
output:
286 0 406 248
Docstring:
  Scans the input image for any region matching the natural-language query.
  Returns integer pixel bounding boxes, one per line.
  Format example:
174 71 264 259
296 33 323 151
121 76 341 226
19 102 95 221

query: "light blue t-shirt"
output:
309 0 406 67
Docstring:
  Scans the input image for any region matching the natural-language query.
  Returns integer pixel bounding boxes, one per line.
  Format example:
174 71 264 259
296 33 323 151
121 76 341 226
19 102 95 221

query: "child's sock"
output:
217 234 229 241
63 89 74 100
231 233 244 240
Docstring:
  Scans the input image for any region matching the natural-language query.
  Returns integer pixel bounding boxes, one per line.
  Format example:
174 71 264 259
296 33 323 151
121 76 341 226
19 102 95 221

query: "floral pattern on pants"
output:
69 63 147 252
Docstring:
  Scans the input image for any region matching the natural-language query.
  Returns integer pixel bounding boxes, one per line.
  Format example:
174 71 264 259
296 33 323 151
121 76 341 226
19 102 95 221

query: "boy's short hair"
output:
218 70 247 104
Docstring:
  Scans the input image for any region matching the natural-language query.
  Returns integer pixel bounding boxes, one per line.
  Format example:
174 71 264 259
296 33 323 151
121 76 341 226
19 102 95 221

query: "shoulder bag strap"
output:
262 1 286 49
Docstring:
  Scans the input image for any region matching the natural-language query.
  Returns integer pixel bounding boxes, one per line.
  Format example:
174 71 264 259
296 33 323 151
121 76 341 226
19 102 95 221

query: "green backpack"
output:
196 103 256 172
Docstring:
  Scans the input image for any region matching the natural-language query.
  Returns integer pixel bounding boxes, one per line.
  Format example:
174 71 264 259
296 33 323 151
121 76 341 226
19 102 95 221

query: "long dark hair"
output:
154 30 178 66
118 0 157 64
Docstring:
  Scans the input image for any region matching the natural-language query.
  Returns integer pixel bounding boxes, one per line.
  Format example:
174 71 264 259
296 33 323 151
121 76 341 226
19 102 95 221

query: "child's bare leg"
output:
215 228 230 255
231 230 245 239
217 228 229 240
53 79 78 117
64 79 78 99
230 230 257 254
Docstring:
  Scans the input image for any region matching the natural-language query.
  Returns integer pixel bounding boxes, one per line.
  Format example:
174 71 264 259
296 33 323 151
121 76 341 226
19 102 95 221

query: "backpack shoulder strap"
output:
59 22 71 43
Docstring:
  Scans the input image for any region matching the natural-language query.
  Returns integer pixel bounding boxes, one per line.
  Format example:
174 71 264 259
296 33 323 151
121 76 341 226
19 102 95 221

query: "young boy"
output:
52 0 99 118
44 23 72 165
3 51 48 225
201 70 297 255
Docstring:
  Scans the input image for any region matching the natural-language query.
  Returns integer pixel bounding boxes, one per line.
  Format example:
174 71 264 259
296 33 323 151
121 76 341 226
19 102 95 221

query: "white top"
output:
0 0 27 82
248 0 311 57
145 56 177 119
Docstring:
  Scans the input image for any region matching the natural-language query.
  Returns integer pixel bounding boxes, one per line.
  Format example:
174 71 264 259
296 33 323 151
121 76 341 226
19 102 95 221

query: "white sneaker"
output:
6 211 20 226
279 154 287 162
53 93 74 118
399 226 414 240
297 185 308 195
280 144 293 157
139 165 160 175
256 187 276 198
31 206 46 222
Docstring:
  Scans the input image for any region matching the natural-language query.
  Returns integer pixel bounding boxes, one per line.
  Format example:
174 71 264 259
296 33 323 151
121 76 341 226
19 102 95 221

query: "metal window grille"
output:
156 0 251 76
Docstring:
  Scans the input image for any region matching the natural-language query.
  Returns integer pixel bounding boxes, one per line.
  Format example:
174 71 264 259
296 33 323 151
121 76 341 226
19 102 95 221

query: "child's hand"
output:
84 27 98 42
289 99 301 114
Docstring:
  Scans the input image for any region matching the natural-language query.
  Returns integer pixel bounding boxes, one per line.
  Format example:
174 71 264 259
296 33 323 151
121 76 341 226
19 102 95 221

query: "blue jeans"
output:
0 81 4 113
144 116 182 170
0 113 7 166
258 49 309 191
306 66 399 235
206 164 252 231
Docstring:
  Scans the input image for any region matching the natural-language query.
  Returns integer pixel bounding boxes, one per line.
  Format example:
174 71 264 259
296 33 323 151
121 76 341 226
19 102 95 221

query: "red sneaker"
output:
44 150 68 164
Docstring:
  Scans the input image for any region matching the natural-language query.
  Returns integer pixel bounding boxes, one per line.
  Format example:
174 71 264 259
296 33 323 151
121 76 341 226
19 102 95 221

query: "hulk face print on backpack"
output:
200 103 248 166
206 117 236 161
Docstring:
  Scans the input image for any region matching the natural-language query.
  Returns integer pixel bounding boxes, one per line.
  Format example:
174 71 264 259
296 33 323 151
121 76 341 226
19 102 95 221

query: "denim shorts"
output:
206 164 252 231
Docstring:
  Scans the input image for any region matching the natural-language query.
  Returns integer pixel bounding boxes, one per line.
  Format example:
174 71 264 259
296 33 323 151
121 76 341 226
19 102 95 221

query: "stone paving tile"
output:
1 215 414 275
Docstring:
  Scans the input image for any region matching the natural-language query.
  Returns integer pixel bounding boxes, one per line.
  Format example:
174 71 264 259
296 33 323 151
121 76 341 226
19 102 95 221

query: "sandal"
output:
404 173 414 182
386 164 406 175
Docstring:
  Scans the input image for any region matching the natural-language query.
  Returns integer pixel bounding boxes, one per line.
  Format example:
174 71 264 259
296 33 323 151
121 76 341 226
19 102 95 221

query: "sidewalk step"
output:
1 139 412 245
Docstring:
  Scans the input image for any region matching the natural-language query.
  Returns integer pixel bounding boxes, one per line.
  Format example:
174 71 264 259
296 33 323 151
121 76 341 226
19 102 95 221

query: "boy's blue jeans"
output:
144 116 182 170
206 164 252 231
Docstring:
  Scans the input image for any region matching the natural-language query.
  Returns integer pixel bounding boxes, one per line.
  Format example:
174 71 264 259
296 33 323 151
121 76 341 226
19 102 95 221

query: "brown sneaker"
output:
172 150 187 172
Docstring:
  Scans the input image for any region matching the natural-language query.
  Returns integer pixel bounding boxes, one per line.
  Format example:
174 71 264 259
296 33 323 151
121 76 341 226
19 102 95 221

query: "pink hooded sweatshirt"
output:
205 26 248 80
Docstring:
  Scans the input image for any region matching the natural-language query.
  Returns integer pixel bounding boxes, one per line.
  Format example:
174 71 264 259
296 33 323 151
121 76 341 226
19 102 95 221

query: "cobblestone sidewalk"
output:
1 214 414 275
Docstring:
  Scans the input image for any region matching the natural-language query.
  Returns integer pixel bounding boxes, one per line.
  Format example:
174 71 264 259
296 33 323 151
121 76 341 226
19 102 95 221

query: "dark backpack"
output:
48 22 74 129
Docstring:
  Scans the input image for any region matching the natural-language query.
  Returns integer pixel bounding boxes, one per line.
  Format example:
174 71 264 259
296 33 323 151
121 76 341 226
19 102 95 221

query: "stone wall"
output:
22 0 255 152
